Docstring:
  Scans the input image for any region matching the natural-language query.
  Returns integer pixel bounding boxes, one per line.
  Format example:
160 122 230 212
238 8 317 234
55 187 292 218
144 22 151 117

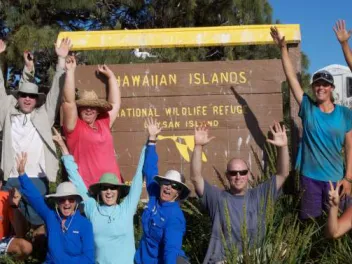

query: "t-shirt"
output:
64 113 122 187
201 177 280 264
295 94 352 182
10 114 46 178
0 191 13 238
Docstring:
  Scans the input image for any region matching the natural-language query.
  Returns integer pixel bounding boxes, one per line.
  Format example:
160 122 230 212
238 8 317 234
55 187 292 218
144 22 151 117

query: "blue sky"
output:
269 0 352 74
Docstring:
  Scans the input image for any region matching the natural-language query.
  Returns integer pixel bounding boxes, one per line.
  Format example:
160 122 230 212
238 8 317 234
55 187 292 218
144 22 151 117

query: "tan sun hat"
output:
15 82 45 100
76 90 112 112
154 170 190 200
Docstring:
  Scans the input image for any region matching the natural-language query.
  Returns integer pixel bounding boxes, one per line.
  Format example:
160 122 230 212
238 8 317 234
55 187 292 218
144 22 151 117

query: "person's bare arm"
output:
62 55 78 132
190 125 215 196
341 130 352 196
266 121 290 190
97 65 121 128
271 26 303 105
334 20 352 71
326 181 352 238
0 40 7 99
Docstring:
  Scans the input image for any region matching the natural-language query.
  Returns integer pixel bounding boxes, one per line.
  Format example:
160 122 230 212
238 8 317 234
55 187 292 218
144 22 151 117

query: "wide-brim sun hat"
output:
15 82 45 100
89 173 130 199
76 90 113 112
154 170 191 200
46 181 83 201
311 70 335 86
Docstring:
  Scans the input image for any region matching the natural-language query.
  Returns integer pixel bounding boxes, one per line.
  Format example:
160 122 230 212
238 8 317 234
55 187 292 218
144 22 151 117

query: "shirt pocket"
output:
148 215 166 243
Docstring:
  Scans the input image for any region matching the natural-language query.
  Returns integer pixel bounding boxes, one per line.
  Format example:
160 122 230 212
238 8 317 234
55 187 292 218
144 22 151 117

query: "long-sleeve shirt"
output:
19 173 95 264
62 146 145 264
134 144 187 264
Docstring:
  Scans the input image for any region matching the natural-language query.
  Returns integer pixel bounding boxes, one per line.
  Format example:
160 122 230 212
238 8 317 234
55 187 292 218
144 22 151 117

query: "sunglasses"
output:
58 197 76 204
312 72 334 83
226 170 249 176
100 185 119 191
18 92 38 99
159 180 182 191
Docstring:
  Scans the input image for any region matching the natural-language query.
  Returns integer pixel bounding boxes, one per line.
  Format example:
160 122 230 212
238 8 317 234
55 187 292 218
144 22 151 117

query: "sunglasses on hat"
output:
312 72 334 84
100 185 119 191
18 92 38 99
159 180 182 191
226 170 249 176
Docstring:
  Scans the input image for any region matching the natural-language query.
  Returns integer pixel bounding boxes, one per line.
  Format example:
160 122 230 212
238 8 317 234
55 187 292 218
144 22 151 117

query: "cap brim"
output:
88 183 130 199
154 175 190 200
311 77 334 86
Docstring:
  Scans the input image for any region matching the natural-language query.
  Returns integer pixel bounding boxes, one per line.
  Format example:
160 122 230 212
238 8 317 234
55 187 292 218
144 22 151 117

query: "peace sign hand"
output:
16 152 27 176
328 180 342 208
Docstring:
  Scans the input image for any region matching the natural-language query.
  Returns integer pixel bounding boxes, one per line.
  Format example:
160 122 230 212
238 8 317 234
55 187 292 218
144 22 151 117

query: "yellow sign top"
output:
57 24 301 51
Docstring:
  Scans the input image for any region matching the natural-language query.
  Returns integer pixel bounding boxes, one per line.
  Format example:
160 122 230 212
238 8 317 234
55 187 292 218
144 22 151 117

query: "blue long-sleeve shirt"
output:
18 173 95 264
135 144 187 264
62 146 145 264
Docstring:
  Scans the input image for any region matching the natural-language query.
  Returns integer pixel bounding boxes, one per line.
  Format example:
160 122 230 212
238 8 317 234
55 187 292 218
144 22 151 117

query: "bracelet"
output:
344 177 352 184
148 139 157 144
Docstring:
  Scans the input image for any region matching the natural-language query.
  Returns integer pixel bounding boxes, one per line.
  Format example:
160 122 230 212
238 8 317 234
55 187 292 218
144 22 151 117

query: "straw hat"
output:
15 82 45 100
89 173 130 199
154 170 190 200
46 182 83 200
76 90 112 112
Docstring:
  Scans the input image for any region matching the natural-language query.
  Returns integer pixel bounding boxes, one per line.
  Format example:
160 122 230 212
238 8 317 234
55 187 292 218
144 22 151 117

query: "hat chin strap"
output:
55 203 79 233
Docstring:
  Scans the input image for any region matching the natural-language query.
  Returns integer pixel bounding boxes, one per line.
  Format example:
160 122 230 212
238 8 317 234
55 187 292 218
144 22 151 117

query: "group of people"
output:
0 19 351 264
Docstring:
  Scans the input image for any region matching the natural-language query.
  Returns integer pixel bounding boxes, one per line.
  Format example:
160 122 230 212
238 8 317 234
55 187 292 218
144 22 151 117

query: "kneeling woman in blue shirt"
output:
17 152 94 264
135 118 191 264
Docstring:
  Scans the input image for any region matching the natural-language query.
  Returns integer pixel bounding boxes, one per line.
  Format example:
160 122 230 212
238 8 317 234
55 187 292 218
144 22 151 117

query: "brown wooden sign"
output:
75 60 285 195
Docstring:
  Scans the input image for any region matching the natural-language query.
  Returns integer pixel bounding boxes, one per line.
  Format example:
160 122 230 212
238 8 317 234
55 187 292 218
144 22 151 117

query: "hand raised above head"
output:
97 64 114 79
55 37 72 58
333 20 352 44
146 117 161 140
16 152 27 176
0 40 6 54
194 122 215 146
65 55 76 72
266 121 287 147
270 26 286 49
23 50 34 70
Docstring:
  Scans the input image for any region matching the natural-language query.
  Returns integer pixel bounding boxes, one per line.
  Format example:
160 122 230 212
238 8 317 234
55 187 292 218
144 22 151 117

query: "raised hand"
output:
23 50 34 71
333 20 352 44
146 117 161 140
9 188 21 208
194 123 215 146
55 37 72 58
97 64 114 79
266 121 287 147
270 26 286 49
328 181 342 207
0 40 6 54
16 152 27 176
52 127 69 155
65 55 76 72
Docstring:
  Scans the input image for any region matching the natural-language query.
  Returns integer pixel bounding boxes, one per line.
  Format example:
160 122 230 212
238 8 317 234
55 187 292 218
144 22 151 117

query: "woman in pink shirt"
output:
62 56 122 187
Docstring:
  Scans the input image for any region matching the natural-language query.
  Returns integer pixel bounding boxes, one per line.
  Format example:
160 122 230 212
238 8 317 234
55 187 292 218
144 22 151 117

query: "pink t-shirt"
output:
64 113 122 187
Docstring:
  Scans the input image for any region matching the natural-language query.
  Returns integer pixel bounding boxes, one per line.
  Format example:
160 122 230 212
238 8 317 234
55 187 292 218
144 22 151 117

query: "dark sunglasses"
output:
159 180 182 191
58 197 76 204
18 92 38 99
100 185 119 191
226 170 249 176
312 72 334 83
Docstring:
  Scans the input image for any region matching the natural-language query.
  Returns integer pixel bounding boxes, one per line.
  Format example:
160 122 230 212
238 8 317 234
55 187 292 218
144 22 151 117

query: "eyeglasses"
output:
18 92 38 99
226 170 249 176
58 197 76 204
100 185 119 191
312 72 334 83
159 180 182 191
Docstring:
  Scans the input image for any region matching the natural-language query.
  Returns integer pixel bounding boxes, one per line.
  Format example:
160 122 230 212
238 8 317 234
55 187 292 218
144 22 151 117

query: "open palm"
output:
146 117 161 138
266 121 287 147
194 125 215 146
55 37 72 58
334 20 351 43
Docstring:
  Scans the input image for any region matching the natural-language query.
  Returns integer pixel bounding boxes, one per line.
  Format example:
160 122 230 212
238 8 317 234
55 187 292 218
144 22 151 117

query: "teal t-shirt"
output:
296 94 352 182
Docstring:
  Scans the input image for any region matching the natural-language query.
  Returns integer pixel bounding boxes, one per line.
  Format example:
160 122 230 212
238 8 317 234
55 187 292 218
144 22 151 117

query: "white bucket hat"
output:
154 170 190 200
46 182 83 201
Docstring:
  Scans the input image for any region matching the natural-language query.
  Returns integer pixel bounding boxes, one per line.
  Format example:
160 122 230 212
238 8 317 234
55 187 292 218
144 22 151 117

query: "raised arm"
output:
190 125 215 197
270 26 303 105
62 55 78 132
334 20 352 71
44 38 71 124
326 181 352 238
17 153 50 222
0 40 7 98
97 65 121 128
52 128 90 201
266 121 289 190
143 118 162 196
19 51 35 86
341 130 352 196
